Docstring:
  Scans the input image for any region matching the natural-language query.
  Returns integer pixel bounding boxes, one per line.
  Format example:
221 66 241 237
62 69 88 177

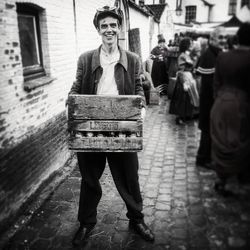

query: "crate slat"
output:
68 120 142 132
68 95 142 120
69 137 142 152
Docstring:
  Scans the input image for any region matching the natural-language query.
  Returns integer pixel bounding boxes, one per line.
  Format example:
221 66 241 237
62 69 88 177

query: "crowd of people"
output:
146 23 250 197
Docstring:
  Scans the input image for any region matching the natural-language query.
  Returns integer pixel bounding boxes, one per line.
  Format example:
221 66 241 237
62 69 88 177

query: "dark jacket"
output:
196 45 221 131
213 49 250 97
69 46 145 102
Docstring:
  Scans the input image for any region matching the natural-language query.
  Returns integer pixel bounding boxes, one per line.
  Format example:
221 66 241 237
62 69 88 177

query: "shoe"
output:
129 221 155 242
72 225 94 246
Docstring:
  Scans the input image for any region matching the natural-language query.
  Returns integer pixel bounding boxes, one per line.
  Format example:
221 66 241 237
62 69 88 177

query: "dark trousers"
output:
196 130 211 164
77 152 144 227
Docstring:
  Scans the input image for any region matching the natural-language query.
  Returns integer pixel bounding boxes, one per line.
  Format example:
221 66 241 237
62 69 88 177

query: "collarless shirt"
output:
97 48 120 95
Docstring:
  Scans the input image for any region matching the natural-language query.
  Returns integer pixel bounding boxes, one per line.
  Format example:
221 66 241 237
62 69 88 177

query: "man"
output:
196 27 227 168
68 5 154 246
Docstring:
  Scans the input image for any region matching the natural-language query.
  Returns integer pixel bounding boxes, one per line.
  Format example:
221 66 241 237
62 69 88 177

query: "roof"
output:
219 15 242 27
146 4 167 20
201 0 214 7
128 0 159 22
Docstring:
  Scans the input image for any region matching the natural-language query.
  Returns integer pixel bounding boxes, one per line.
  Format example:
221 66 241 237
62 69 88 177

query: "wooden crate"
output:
68 95 143 152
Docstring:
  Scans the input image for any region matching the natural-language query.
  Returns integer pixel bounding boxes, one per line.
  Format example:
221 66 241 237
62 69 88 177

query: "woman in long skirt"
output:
211 23 250 195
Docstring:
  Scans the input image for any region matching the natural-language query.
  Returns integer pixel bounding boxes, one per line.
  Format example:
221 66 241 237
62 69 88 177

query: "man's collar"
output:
91 45 128 73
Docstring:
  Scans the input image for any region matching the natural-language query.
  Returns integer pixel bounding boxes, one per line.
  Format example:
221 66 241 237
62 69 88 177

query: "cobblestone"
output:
1 97 250 250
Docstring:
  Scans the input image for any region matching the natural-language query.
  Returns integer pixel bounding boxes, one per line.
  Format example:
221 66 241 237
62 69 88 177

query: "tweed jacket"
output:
69 46 145 102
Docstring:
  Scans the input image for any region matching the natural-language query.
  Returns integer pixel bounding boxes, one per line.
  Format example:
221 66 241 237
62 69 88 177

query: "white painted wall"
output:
129 7 159 61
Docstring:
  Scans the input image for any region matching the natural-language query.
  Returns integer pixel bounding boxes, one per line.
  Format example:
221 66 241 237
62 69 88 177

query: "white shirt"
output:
97 48 120 95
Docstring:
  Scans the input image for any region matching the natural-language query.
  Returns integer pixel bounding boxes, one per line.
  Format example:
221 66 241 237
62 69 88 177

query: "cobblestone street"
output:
1 97 250 250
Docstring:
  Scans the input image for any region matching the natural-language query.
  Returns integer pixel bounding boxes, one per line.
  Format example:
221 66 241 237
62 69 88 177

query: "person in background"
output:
195 27 227 169
190 41 202 117
142 57 154 105
169 37 197 125
168 39 174 47
210 22 250 195
197 36 209 56
173 33 180 46
226 35 239 50
150 35 169 96
190 41 202 69
68 5 154 246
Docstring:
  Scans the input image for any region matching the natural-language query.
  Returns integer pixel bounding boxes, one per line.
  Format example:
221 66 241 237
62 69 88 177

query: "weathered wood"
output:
68 120 142 132
68 95 142 120
67 95 143 152
69 137 142 152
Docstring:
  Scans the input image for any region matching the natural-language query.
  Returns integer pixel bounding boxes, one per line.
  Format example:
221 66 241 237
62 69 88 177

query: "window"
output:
159 0 166 4
17 3 45 80
138 0 144 6
241 0 250 8
185 6 196 24
228 0 237 15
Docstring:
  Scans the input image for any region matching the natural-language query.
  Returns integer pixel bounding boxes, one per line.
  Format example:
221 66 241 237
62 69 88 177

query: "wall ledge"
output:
24 75 56 92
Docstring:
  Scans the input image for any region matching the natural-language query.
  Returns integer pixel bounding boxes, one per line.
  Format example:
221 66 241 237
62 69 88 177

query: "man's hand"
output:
140 74 146 83
141 107 146 121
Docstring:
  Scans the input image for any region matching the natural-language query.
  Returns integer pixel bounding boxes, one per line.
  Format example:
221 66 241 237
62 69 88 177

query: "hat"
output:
93 5 123 28
158 38 166 43
157 34 165 43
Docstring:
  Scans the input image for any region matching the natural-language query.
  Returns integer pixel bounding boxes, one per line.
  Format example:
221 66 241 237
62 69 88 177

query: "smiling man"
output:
68 5 154 246
195 27 227 169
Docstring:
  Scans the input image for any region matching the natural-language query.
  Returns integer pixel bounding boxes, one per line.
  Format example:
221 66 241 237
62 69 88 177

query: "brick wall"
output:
0 113 70 232
0 0 158 232
0 0 78 230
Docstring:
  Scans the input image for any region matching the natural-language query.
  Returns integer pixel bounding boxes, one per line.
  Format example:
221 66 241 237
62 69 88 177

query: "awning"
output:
219 15 242 27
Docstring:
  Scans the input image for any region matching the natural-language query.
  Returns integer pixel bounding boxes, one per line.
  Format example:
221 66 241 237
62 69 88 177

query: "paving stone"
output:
2 98 250 250
155 202 171 211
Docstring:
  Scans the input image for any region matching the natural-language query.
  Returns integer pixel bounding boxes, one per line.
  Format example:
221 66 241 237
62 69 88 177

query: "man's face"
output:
158 42 165 48
210 28 227 50
97 16 120 46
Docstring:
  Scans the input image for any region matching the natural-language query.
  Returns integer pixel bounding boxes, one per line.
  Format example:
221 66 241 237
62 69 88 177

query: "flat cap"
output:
93 5 123 28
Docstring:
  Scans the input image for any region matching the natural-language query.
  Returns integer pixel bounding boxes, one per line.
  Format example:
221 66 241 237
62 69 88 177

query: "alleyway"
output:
1 97 250 250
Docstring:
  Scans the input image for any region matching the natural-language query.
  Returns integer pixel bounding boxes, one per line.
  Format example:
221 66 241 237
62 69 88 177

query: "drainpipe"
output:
73 0 78 58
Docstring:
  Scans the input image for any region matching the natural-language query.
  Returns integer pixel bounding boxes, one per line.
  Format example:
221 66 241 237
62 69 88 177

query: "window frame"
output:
185 5 196 24
228 0 237 15
16 3 45 81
